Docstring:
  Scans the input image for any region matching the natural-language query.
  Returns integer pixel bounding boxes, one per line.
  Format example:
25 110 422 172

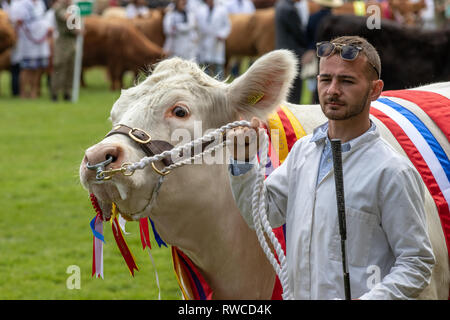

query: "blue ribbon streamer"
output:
90 215 105 243
149 217 167 248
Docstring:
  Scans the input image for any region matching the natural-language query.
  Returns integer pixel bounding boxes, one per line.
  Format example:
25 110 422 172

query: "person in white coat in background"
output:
126 0 150 19
196 0 231 80
10 0 52 99
163 0 198 61
226 0 255 14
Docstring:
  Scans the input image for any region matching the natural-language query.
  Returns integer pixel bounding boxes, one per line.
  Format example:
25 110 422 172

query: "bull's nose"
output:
85 144 123 167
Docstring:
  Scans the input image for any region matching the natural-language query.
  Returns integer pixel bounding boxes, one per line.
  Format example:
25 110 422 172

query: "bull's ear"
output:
226 50 298 120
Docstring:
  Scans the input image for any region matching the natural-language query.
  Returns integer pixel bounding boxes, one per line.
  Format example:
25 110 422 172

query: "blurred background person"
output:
163 0 197 60
226 0 255 14
10 0 52 99
434 0 450 27
50 0 77 101
126 0 150 18
1 0 11 11
185 0 204 12
196 0 231 80
44 0 57 93
274 0 306 104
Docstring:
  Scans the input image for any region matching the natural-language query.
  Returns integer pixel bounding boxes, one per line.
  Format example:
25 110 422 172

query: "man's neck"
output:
327 114 371 143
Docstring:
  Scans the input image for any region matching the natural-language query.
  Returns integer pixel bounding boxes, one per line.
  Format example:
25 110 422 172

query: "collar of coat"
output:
310 120 377 153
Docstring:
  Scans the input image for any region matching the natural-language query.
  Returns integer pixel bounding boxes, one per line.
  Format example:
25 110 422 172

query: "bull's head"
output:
79 50 297 226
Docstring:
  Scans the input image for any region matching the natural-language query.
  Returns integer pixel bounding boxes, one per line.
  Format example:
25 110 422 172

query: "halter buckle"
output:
129 128 152 144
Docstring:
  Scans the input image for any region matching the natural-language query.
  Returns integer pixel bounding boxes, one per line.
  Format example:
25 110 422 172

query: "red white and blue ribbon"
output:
90 213 104 278
89 193 105 278
371 93 450 268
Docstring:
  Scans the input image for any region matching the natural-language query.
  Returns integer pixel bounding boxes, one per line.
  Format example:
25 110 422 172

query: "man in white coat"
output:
226 0 255 14
196 0 231 80
9 0 52 98
125 0 150 19
226 36 435 299
163 0 197 61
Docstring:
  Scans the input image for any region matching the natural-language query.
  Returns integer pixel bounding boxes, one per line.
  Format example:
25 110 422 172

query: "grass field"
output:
0 69 181 299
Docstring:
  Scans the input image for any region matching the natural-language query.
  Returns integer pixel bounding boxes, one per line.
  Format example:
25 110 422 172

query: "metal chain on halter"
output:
125 120 294 300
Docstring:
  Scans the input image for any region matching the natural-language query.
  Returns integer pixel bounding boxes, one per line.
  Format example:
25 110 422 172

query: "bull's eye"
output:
172 106 188 118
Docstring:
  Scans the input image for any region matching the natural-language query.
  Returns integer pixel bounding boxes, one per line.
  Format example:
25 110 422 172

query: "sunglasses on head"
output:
316 41 380 79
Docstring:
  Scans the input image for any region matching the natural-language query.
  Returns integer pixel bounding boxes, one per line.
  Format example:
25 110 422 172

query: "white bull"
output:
80 50 450 299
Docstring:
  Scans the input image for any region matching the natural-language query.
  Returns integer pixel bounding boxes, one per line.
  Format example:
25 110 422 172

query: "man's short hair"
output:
330 36 381 80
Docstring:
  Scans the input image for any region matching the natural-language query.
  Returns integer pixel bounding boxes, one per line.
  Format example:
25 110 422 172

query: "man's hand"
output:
226 117 264 161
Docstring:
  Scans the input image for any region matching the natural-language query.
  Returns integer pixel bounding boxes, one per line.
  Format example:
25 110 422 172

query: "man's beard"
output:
320 88 370 121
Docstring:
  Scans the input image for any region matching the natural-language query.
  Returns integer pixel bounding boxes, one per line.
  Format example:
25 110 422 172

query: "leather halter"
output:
104 123 225 177
105 124 175 168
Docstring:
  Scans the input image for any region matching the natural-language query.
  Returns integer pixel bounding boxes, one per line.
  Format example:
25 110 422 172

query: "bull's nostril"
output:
85 145 121 169
106 154 117 163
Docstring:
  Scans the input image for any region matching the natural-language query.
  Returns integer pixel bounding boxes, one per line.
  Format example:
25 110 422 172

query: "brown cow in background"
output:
83 16 166 90
0 9 16 55
101 8 165 50
226 8 275 61
128 9 166 47
0 10 15 96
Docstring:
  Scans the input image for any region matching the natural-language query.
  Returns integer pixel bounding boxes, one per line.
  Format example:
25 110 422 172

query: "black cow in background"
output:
316 14 450 90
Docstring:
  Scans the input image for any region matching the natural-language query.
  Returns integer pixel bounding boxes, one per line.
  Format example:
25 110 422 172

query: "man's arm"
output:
360 166 435 299
226 117 293 228
228 150 294 230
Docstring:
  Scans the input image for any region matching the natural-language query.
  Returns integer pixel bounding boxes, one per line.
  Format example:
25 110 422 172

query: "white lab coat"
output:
228 124 435 299
163 9 198 61
9 0 50 62
226 0 255 14
125 4 149 19
1 0 11 13
196 2 231 65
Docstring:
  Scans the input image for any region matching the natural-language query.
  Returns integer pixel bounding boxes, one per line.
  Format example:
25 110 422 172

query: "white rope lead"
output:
127 120 293 300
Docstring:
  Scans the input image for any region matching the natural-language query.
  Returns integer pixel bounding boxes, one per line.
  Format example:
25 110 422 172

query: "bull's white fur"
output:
80 50 449 299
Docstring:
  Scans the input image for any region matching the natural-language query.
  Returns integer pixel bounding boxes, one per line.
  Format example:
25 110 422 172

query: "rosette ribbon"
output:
90 213 104 278
111 203 139 276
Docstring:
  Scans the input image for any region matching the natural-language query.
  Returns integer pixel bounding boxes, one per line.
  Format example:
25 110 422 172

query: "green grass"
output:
0 69 181 299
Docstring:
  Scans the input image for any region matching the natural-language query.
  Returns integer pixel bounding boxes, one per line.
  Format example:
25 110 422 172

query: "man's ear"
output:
370 79 384 101
226 50 298 120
